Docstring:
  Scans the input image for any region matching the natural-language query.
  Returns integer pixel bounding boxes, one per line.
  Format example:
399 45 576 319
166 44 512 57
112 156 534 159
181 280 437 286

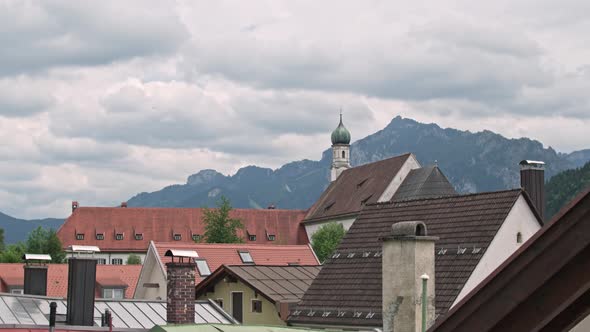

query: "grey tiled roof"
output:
290 189 528 327
0 293 235 328
392 166 457 201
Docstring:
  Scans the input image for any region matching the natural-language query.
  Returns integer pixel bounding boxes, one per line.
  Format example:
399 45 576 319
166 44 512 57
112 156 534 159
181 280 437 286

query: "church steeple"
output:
330 112 351 181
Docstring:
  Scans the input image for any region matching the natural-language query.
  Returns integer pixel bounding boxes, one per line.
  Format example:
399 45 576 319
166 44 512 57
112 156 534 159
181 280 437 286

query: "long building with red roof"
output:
0 263 141 299
133 241 319 300
57 202 308 265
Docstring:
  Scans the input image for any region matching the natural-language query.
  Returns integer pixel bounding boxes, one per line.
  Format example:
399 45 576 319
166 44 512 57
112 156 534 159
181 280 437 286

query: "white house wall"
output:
378 154 420 202
451 194 541 307
67 252 146 265
304 217 356 242
134 244 167 300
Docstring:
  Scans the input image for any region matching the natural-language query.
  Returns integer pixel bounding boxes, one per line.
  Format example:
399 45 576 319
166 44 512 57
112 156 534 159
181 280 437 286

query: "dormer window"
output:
238 250 254 264
115 233 124 240
76 233 84 240
173 234 182 241
135 233 143 240
248 234 256 241
96 233 104 240
192 234 201 242
267 234 276 241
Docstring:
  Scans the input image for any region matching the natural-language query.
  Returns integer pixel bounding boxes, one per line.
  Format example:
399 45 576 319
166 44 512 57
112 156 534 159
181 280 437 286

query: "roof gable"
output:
57 208 308 252
304 153 412 222
196 265 321 304
290 189 526 327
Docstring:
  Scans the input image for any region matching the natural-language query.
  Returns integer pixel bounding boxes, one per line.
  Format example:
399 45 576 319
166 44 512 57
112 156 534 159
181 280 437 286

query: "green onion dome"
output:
331 114 351 145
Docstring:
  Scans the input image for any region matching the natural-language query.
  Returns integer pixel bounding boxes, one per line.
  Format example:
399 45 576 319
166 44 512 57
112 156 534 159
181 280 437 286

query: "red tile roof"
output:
57 207 308 252
152 242 320 284
0 264 141 298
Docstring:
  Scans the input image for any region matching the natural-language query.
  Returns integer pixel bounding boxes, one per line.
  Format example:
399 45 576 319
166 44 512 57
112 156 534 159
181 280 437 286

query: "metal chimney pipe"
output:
49 302 57 332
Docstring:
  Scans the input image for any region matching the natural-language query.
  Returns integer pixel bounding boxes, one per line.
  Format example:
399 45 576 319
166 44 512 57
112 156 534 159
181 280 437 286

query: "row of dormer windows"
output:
76 232 274 241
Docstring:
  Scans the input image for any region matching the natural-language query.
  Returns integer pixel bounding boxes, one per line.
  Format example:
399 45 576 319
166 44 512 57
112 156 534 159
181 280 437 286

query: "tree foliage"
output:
203 196 244 243
126 254 142 265
0 227 65 263
546 161 590 220
311 222 346 263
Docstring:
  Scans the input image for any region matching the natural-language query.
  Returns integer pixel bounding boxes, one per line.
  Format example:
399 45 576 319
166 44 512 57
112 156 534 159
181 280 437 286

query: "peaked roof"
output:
0 264 141 298
57 207 308 252
304 154 412 223
290 189 536 327
152 242 320 284
0 293 234 328
392 166 457 201
429 186 590 332
196 265 321 304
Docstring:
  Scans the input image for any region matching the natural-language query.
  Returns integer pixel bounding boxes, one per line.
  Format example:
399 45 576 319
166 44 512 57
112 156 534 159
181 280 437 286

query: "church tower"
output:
330 114 351 181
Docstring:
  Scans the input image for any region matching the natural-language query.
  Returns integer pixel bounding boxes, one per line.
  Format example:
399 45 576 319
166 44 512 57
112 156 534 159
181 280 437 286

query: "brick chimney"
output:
520 160 545 221
382 221 437 332
166 261 196 324
72 201 79 212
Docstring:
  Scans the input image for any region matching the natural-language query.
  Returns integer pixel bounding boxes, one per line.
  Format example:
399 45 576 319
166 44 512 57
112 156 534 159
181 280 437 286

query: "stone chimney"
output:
382 221 437 332
519 160 545 221
166 260 196 324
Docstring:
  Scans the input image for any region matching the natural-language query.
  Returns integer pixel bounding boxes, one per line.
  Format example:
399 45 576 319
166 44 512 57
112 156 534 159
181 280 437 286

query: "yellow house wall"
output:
197 278 285 326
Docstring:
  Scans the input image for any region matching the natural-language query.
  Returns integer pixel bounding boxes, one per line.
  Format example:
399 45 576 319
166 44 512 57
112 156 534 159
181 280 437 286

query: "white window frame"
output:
111 258 123 265
102 288 125 299
194 259 211 277
238 251 254 264
11 289 24 295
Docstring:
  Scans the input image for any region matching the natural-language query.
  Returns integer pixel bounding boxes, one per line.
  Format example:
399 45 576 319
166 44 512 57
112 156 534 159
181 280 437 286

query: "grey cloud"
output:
0 78 55 117
0 1 189 76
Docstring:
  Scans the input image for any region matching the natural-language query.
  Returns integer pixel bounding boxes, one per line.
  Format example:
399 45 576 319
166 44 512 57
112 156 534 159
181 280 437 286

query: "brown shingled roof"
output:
290 189 539 327
196 265 321 304
304 153 412 223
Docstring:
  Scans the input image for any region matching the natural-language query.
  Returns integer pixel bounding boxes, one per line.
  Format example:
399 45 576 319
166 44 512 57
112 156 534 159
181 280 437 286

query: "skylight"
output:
194 259 211 277
238 251 254 264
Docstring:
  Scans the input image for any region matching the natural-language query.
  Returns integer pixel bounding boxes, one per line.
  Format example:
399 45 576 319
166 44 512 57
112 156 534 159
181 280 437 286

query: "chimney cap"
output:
22 253 52 261
165 249 199 258
120 202 127 207
68 245 100 253
520 160 545 169
391 221 428 237
421 274 430 280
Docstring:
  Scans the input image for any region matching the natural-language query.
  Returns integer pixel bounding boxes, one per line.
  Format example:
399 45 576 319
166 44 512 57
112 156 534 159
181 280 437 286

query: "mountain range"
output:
0 212 64 245
127 116 587 211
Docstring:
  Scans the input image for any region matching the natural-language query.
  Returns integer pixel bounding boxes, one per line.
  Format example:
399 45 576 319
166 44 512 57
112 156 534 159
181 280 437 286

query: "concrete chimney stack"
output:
519 160 546 221
23 254 51 296
382 221 437 332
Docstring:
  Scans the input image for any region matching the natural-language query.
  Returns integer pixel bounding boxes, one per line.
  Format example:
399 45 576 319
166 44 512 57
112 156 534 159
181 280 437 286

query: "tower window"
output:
342 151 346 158
517 232 523 243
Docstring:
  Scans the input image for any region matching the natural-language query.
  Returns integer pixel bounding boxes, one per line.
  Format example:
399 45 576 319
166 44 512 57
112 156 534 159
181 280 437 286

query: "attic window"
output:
517 232 523 244
76 233 85 240
267 234 276 241
192 234 201 242
248 234 256 241
357 178 368 188
361 194 373 205
194 259 211 277
115 233 124 241
173 234 182 241
96 233 104 240
135 233 143 240
238 251 254 264
324 202 335 212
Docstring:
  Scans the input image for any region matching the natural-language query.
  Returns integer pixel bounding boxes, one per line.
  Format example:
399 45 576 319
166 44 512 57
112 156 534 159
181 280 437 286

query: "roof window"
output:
248 234 256 241
95 233 104 240
173 234 182 241
115 233 124 241
192 234 201 242
135 233 143 240
194 259 211 277
238 250 254 264
76 233 84 240
267 234 276 241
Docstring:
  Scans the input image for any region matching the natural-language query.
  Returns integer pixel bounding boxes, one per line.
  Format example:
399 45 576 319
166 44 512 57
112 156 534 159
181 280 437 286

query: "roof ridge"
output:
369 188 523 207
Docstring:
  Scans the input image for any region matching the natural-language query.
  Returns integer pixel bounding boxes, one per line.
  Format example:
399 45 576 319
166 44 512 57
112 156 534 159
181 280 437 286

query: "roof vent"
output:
390 221 427 237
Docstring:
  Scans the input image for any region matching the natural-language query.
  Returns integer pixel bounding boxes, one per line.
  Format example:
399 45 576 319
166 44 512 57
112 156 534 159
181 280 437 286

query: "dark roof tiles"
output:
290 189 528 327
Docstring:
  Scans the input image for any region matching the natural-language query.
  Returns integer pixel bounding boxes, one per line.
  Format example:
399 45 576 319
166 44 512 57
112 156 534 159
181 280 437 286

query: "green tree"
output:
0 228 4 252
0 243 26 263
126 254 142 265
24 227 65 263
203 196 244 243
311 222 346 263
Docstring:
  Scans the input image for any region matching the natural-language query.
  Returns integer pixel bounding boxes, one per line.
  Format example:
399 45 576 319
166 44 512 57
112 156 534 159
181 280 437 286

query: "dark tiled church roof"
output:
392 166 457 201
303 154 412 223
290 189 533 327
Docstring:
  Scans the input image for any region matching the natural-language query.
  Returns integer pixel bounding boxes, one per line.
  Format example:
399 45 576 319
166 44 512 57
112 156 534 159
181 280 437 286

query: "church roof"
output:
303 154 412 223
290 189 538 327
330 115 351 145
392 166 457 201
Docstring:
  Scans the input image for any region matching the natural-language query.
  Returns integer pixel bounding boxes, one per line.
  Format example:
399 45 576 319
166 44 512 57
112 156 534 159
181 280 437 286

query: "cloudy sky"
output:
1 0 589 218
